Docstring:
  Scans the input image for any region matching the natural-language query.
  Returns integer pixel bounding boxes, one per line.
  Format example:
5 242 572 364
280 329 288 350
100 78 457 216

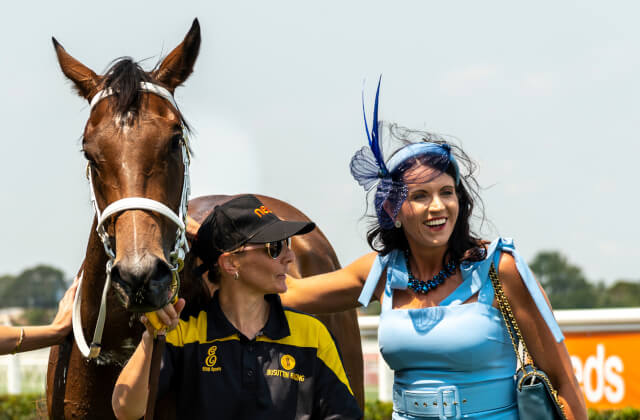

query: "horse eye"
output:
170 134 183 152
83 149 95 164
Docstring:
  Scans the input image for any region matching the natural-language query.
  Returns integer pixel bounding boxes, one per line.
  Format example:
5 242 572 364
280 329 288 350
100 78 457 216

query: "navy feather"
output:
361 76 387 176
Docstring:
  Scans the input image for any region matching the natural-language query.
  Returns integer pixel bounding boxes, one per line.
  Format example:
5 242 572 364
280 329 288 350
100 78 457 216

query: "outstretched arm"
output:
0 275 79 355
499 253 587 420
281 252 380 313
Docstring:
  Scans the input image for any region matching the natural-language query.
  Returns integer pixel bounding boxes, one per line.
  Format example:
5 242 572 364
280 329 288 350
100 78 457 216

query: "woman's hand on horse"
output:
140 298 186 337
50 274 80 339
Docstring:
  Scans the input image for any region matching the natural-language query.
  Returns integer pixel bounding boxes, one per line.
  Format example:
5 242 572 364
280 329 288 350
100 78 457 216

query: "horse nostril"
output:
110 264 132 307
147 260 174 306
110 256 173 311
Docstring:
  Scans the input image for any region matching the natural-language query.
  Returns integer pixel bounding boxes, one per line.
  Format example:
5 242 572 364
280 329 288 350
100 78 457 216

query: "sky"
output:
1 1 638 285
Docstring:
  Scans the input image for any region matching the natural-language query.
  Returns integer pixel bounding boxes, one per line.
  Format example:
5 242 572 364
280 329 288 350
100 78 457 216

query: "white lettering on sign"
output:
571 344 624 404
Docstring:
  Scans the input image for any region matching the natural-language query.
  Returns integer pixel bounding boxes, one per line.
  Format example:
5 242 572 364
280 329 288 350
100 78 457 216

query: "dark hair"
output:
191 209 224 284
366 125 486 264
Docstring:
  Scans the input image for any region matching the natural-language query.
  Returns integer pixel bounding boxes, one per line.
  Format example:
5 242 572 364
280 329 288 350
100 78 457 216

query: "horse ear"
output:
52 38 100 101
153 18 201 92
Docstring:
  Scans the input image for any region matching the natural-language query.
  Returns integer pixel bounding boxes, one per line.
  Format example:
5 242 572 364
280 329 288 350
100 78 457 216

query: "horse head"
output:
53 20 200 313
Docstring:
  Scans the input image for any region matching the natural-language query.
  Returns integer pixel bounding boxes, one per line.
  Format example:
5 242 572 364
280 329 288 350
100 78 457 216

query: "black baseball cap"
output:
193 195 315 259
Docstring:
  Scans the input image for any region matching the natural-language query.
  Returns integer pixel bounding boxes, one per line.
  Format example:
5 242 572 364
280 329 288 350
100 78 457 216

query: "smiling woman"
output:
279 82 588 419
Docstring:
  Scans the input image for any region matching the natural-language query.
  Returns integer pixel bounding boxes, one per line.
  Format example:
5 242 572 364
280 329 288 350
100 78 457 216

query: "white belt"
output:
392 378 516 419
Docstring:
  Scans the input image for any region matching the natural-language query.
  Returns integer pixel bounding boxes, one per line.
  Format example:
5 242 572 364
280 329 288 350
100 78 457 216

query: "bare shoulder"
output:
497 251 529 302
497 251 518 278
497 250 551 309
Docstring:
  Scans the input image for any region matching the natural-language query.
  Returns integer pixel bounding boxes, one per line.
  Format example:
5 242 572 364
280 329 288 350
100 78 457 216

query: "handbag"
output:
488 263 568 420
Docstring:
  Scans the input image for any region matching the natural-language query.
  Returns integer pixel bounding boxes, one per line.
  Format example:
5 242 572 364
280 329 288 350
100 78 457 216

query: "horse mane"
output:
101 57 190 130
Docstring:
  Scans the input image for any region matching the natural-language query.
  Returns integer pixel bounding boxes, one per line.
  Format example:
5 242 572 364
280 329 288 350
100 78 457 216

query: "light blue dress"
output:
358 238 564 419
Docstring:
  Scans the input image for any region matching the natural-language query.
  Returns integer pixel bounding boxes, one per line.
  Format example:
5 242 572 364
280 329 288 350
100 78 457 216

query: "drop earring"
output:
394 220 402 228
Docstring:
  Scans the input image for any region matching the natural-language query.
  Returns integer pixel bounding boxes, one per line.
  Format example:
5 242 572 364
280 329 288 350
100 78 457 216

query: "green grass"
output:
0 394 47 420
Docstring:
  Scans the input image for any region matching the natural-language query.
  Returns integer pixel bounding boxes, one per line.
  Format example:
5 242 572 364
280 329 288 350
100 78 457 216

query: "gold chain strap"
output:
488 263 567 417
488 263 532 368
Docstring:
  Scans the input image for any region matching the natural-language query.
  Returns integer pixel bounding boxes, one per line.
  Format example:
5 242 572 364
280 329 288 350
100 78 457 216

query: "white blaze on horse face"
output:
114 112 134 130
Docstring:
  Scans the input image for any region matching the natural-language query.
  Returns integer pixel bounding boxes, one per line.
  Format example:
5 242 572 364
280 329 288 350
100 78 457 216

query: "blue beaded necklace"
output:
404 250 458 294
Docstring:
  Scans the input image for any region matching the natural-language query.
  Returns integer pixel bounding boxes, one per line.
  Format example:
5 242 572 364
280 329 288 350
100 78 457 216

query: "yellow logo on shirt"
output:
202 345 222 373
281 354 296 370
266 354 303 382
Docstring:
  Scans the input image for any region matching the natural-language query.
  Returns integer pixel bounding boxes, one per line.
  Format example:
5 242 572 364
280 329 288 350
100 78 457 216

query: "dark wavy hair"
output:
366 125 486 264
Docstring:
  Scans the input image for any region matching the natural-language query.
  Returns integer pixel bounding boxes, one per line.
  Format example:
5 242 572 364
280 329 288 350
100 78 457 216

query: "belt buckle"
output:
436 385 461 420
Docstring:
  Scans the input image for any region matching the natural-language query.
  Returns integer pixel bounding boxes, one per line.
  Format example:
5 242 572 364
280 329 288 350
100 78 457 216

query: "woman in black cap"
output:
112 194 362 420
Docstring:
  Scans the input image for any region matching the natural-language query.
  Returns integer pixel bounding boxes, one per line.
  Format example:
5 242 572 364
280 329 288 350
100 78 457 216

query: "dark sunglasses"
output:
229 237 291 259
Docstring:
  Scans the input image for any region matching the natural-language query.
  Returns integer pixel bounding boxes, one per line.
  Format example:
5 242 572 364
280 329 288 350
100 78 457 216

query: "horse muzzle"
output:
110 254 174 312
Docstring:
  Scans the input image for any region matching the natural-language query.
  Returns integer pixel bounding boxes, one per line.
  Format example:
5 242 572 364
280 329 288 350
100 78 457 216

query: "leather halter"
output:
73 82 190 359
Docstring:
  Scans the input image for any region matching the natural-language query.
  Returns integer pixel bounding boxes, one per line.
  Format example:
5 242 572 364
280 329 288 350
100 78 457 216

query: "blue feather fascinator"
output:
350 79 461 229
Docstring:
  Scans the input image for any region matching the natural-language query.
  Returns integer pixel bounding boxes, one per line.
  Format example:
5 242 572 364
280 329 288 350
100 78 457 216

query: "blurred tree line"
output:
0 265 69 325
360 250 640 315
2 251 639 318
530 251 640 309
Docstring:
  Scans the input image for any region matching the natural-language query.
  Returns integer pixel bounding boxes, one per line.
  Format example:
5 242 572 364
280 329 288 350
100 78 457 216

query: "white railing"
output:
0 348 50 395
358 307 640 402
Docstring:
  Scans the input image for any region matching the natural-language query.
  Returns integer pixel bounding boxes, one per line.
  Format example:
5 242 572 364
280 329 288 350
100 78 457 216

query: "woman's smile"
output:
424 217 447 231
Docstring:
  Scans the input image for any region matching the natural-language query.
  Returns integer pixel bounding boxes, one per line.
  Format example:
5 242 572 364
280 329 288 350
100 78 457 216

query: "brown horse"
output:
47 20 201 419
46 19 363 419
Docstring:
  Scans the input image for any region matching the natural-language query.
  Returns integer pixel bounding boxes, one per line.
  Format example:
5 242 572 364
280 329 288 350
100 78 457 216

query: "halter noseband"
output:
73 82 190 360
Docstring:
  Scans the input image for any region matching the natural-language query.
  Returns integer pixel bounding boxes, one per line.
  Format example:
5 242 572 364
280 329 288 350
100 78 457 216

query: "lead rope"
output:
145 334 166 420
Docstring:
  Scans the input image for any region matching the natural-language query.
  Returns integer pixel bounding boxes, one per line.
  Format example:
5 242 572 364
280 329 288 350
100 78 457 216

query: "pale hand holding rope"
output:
141 298 185 337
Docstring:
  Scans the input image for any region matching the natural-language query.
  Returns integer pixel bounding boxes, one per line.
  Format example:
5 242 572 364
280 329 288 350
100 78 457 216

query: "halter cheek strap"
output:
73 82 191 360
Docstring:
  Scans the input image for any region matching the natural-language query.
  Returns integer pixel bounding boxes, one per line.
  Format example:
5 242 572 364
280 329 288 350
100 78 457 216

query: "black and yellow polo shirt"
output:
158 292 362 420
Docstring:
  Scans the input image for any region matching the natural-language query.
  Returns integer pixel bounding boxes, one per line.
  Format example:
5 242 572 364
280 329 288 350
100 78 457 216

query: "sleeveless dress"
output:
358 238 565 420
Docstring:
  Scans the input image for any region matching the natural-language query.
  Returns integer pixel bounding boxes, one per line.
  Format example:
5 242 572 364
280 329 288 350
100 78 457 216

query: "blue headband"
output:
386 142 460 185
